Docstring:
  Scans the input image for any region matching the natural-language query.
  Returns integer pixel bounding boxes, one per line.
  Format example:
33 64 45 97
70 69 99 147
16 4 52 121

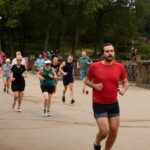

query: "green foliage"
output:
0 0 149 56
135 44 150 53
0 0 30 28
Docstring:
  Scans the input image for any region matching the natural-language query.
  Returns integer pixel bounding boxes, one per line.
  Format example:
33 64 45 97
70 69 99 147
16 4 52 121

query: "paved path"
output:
0 74 150 150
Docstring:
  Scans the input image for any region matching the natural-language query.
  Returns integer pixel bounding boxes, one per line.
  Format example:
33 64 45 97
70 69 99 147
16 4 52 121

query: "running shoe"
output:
86 90 89 95
71 99 75 104
4 88 6 92
47 111 52 116
7 90 9 93
17 108 22 112
62 96 65 103
42 109 47 117
93 143 101 150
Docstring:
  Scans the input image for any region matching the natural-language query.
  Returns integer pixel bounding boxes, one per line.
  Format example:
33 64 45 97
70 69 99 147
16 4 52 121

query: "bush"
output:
135 45 150 54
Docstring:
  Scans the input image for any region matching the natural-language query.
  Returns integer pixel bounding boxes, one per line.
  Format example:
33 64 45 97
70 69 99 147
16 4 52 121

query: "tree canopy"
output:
0 0 149 56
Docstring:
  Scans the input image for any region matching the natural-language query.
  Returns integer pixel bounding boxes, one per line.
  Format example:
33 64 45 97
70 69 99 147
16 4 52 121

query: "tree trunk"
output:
55 2 64 51
8 30 14 58
55 38 60 50
19 31 26 54
72 25 79 57
55 26 62 50
94 10 104 57
44 24 50 51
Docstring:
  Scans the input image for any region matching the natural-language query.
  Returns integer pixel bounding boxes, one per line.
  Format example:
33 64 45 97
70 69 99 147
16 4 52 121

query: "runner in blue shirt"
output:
77 51 92 94
2 58 11 93
35 54 45 71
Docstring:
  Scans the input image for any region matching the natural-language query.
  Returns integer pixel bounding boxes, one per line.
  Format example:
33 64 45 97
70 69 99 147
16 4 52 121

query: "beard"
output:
104 55 114 62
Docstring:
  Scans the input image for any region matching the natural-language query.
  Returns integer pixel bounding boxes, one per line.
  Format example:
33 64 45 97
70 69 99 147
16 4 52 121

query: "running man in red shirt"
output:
85 43 129 150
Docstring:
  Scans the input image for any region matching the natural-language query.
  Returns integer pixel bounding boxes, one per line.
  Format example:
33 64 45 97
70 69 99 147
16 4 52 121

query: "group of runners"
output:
35 52 92 116
1 50 92 115
0 43 129 150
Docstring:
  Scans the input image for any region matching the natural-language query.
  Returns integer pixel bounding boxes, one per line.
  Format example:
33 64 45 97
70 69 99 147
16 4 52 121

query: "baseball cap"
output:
45 60 51 64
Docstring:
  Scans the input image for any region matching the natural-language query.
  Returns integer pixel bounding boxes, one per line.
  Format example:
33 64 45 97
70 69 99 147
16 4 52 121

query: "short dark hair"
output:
101 43 115 54
68 54 74 58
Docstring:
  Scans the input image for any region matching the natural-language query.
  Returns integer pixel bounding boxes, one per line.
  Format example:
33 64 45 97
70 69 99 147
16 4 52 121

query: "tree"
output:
0 0 30 57
0 0 149 57
62 0 106 56
80 0 149 54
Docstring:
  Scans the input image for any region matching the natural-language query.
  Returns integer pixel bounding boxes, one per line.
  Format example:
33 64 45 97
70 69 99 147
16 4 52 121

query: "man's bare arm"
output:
85 77 103 91
118 78 129 96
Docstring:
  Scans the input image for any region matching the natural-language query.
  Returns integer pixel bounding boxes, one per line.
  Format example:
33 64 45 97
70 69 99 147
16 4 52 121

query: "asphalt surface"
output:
0 73 150 150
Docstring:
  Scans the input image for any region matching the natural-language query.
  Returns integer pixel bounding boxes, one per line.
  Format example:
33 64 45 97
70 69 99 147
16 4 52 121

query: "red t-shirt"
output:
87 61 127 104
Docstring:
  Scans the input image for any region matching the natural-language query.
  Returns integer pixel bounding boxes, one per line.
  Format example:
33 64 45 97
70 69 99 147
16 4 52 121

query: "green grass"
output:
135 45 150 54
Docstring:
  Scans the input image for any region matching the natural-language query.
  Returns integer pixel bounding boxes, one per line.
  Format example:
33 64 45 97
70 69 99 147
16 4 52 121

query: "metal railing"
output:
124 64 137 82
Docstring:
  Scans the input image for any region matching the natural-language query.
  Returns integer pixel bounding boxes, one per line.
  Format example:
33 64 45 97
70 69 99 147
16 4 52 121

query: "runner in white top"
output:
11 51 26 67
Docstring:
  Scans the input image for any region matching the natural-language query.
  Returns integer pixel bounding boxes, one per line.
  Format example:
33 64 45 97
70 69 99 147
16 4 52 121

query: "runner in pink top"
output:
0 51 5 77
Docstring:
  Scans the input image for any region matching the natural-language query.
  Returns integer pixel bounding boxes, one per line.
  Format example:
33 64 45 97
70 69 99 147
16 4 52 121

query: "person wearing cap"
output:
10 55 27 112
2 58 11 93
37 59 57 117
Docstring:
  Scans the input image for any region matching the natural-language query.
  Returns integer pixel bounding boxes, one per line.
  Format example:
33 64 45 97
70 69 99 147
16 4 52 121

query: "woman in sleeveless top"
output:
37 59 57 117
59 55 75 104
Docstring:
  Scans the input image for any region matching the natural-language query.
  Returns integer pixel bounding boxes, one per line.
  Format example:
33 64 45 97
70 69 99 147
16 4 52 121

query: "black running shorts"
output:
11 81 25 92
93 101 120 119
40 85 55 94
63 76 74 86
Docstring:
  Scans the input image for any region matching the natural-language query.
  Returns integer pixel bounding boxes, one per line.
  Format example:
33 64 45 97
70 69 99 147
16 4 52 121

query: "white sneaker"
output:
42 113 48 117
17 108 22 112
47 111 52 116
42 110 48 117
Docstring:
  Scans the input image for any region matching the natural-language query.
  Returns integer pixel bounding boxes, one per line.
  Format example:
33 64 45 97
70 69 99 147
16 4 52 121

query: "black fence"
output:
124 64 137 82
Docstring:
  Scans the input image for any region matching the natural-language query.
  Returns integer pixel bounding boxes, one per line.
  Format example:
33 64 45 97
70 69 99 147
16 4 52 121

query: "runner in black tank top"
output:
51 57 60 97
59 55 75 104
